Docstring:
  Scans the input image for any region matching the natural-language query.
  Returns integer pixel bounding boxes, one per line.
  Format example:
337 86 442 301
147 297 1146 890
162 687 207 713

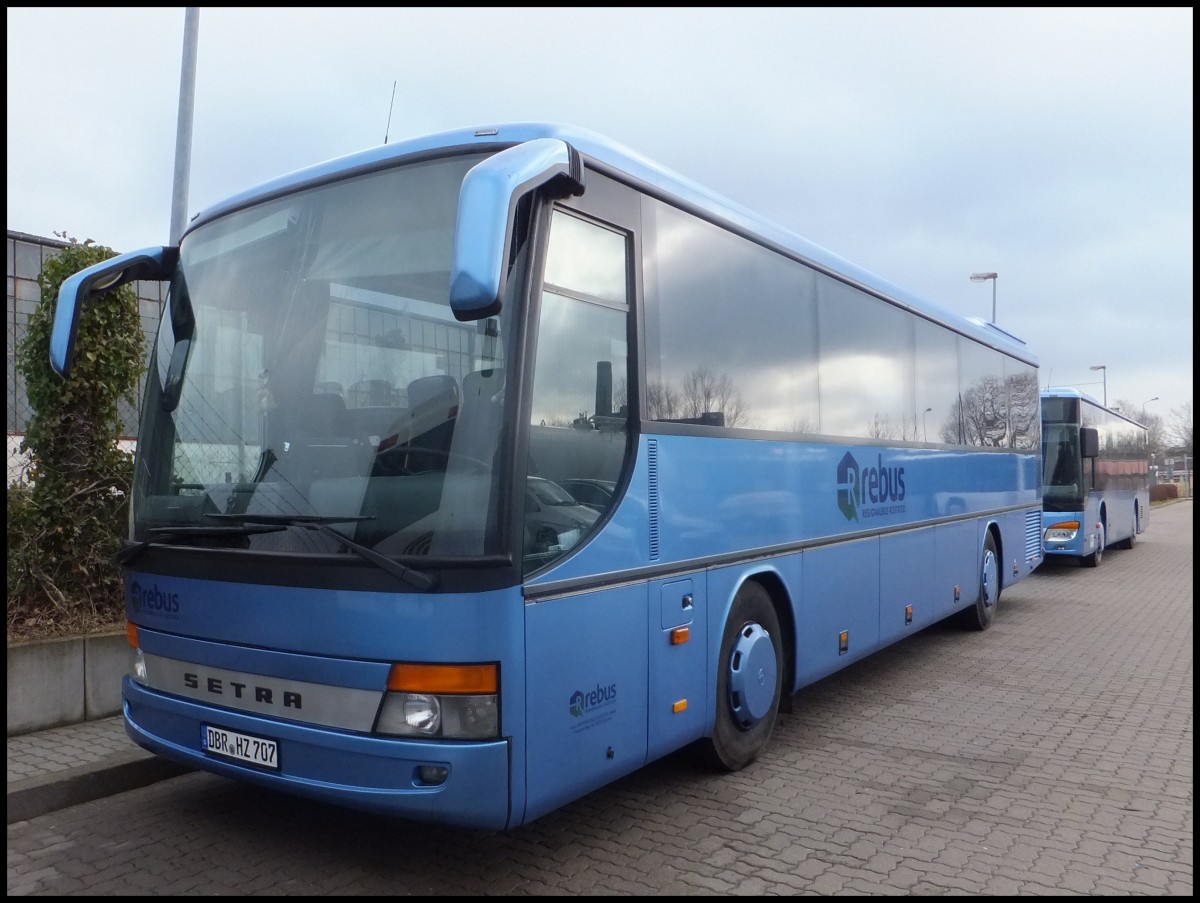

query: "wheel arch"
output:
984 520 1004 586
727 569 796 714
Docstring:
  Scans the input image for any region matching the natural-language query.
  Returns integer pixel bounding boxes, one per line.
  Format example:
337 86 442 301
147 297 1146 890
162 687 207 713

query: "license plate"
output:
202 724 279 770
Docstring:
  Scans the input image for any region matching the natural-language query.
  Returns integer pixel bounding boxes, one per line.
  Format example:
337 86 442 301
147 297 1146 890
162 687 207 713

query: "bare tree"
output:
644 380 680 421
1168 399 1194 453
1115 396 1167 460
681 367 749 427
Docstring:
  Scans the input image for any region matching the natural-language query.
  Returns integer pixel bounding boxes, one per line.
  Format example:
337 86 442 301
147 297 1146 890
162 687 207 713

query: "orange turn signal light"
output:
387 662 498 694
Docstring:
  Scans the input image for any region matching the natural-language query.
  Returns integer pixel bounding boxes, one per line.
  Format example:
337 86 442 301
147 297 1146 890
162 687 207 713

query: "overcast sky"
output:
7 8 1193 435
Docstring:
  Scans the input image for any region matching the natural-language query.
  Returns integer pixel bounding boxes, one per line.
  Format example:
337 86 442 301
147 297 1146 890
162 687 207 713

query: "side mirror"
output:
449 138 584 321
50 246 178 377
1079 427 1100 458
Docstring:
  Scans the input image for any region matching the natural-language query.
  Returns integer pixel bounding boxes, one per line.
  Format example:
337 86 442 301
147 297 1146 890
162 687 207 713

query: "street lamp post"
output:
1089 364 1107 407
970 272 998 323
1142 396 1159 419
923 407 932 443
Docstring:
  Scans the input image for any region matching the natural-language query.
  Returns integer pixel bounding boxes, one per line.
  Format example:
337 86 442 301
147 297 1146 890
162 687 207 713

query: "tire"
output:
1082 522 1105 568
700 581 783 772
1117 509 1139 550
959 531 1000 631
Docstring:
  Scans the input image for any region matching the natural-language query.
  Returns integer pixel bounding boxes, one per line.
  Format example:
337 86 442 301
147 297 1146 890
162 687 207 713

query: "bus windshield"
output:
1042 424 1082 505
133 151 517 561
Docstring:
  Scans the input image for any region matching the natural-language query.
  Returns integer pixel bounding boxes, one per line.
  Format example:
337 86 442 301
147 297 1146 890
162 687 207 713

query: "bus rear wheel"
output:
701 581 783 772
1117 509 1139 550
958 532 1000 631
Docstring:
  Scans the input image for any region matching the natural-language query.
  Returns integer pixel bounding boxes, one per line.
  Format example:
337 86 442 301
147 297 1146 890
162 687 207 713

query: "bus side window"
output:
524 210 631 571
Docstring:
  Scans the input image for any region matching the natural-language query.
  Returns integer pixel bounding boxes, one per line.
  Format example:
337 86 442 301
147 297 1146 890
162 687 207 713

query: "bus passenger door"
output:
648 576 707 761
522 585 649 825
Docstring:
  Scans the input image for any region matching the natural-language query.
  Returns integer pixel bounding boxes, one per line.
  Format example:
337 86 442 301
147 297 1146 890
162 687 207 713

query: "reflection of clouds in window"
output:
186 208 295 265
648 199 818 431
739 363 820 432
915 319 960 444
816 352 913 439
545 212 627 303
818 275 913 440
644 194 1040 447
529 292 628 427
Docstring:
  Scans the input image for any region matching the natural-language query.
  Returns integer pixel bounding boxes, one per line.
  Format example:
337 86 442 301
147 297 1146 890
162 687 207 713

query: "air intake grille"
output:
1024 510 1042 561
648 440 660 561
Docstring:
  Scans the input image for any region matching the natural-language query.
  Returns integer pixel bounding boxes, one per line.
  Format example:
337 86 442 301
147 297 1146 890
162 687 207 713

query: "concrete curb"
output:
7 748 192 825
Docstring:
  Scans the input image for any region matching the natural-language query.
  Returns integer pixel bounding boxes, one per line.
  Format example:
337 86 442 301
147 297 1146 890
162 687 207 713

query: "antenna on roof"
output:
384 81 397 145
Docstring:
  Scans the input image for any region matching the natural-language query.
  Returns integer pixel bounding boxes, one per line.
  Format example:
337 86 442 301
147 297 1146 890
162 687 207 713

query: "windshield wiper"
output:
205 514 437 591
115 524 286 567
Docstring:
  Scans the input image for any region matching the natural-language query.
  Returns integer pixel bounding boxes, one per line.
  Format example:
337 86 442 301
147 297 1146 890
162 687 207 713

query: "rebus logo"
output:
836 452 861 521
569 683 617 718
837 452 907 522
129 581 181 615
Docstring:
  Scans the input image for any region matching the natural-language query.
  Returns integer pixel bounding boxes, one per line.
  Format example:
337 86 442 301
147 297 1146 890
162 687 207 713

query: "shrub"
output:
1150 483 1179 502
7 237 144 640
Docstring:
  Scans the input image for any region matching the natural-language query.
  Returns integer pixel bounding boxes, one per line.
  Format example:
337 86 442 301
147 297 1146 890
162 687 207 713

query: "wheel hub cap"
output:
728 623 778 728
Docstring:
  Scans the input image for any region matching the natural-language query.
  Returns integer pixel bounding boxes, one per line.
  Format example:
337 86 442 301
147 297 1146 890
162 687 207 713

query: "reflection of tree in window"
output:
1005 370 1040 449
682 367 748 427
645 380 681 421
957 375 1009 447
867 413 918 442
647 368 748 427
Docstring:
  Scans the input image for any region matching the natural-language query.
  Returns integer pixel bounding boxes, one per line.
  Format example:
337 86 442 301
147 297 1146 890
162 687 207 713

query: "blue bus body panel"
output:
525 433 1042 759
125 577 525 663
530 435 1040 588
522 583 648 824
1042 502 1104 560
1042 492 1144 560
124 578 529 829
124 679 512 830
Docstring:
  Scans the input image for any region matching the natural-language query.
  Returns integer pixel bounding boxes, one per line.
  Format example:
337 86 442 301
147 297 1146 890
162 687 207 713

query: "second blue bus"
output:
1041 387 1150 566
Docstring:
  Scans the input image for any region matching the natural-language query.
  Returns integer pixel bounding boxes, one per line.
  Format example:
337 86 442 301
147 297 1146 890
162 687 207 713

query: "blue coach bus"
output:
50 123 1043 829
1041 387 1149 566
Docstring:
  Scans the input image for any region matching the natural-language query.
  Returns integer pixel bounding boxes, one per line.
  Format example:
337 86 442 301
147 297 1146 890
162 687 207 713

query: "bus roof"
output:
1042 386 1149 428
187 122 1036 365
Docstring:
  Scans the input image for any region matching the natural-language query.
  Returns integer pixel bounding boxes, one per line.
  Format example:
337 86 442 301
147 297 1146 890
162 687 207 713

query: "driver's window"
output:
524 210 631 573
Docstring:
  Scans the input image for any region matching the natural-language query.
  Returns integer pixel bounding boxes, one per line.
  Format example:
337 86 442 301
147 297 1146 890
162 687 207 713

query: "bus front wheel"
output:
701 581 783 772
1082 522 1105 568
959 532 1000 631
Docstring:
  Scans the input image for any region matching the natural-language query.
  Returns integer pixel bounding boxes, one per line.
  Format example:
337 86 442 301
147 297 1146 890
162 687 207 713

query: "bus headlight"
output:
131 647 148 684
1044 521 1080 542
375 663 499 740
127 623 148 684
378 693 497 738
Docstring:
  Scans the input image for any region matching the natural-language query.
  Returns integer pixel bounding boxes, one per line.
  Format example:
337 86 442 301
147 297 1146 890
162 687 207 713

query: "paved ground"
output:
7 499 1192 895
6 714 190 825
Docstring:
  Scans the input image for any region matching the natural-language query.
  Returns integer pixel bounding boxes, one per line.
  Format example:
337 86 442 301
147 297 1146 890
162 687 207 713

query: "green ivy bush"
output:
7 236 145 641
